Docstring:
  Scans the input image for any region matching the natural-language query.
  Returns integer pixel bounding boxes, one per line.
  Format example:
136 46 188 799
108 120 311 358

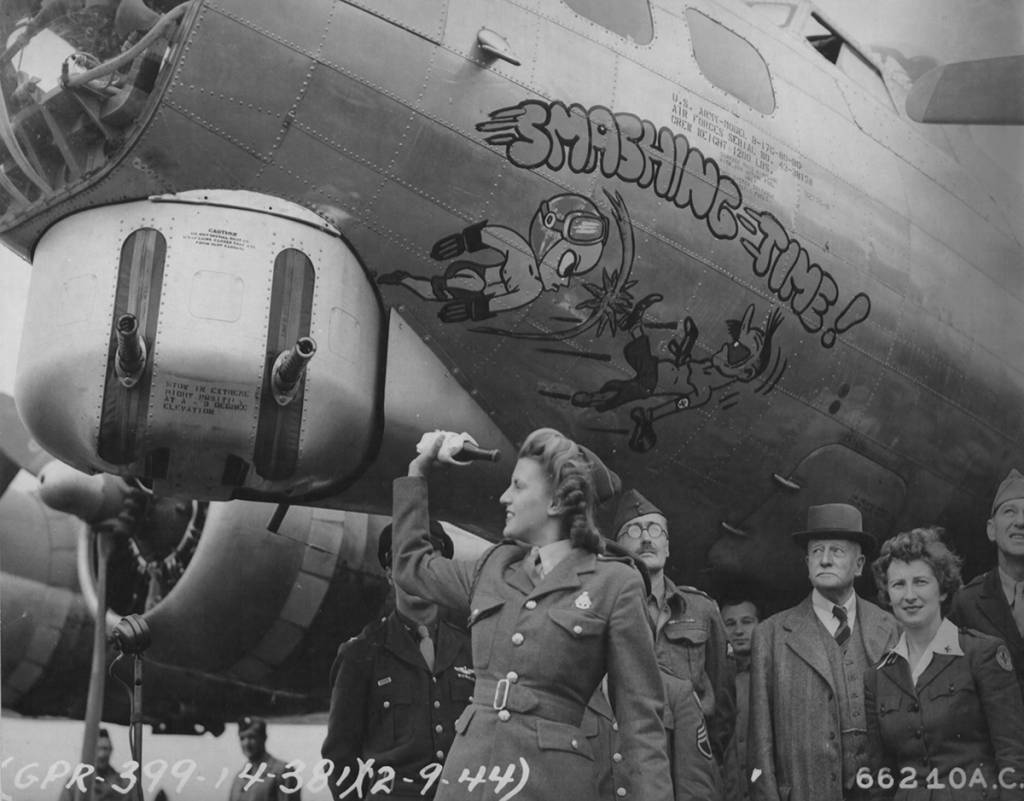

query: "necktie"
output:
530 546 545 581
833 605 851 647
417 624 435 671
1014 583 1024 638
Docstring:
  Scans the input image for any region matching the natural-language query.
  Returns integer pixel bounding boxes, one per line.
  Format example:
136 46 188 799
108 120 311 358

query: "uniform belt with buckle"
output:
473 677 583 725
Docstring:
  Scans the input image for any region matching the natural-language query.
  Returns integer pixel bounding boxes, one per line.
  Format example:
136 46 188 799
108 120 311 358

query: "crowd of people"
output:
316 428 1024 801
66 429 1024 801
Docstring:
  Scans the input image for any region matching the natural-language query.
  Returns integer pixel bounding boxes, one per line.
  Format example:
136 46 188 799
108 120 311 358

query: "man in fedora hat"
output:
612 488 733 801
321 521 474 799
950 468 1024 691
749 504 898 801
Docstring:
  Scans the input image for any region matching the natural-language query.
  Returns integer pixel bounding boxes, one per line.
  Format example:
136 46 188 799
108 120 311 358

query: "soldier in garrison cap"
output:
749 504 898 801
229 717 301 801
949 468 1024 693
612 488 733 801
321 521 473 799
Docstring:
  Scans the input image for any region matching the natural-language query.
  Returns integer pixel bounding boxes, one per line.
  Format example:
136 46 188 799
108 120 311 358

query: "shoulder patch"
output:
997 645 1014 673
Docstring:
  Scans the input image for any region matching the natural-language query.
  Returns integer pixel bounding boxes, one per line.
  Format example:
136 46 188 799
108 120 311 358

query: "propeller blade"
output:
0 450 18 497
906 55 1024 125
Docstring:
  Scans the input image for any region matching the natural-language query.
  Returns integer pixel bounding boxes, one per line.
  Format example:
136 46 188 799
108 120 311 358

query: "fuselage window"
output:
685 9 776 114
562 0 653 45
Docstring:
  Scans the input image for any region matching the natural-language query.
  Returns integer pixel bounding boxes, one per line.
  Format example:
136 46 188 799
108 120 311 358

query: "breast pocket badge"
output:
574 591 592 610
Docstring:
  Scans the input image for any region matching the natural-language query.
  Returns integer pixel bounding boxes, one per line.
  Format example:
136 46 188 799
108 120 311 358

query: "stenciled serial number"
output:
856 766 1023 791
1 756 531 800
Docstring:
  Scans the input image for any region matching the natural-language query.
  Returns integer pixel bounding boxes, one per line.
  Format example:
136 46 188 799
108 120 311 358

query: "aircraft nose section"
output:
38 462 127 524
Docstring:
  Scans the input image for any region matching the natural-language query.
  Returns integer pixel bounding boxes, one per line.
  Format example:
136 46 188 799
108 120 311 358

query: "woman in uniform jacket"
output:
392 427 673 801
864 527 1024 801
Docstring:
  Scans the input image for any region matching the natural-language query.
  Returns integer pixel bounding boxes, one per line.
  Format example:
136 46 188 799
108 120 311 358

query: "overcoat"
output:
321 612 475 797
864 627 1024 801
748 595 898 801
392 476 673 801
949 571 1024 693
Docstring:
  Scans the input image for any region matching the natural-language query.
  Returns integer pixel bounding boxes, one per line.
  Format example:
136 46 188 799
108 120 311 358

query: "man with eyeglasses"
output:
613 489 734 801
748 504 897 801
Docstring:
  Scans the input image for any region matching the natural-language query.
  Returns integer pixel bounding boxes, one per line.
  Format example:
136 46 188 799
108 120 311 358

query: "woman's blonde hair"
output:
518 428 604 552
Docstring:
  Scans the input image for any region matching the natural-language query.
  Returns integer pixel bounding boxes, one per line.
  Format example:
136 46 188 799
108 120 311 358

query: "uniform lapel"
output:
783 597 836 690
433 620 463 675
857 598 898 663
384 613 428 670
526 548 594 601
979 570 1024 652
503 548 535 597
876 655 917 701
912 652 958 695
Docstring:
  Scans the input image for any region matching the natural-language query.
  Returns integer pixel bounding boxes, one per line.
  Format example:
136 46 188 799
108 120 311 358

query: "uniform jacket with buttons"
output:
655 580 736 760
749 594 898 801
950 571 1024 693
321 612 475 798
392 476 673 801
585 687 632 801
864 627 1024 801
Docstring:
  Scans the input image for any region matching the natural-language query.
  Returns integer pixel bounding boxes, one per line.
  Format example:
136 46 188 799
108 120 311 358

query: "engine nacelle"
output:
15 190 383 500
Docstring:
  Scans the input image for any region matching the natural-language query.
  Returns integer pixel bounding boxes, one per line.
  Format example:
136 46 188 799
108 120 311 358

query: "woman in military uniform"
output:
864 527 1024 801
392 427 672 801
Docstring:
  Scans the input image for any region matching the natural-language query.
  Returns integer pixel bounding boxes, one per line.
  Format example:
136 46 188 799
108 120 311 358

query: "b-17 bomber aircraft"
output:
0 0 1022 742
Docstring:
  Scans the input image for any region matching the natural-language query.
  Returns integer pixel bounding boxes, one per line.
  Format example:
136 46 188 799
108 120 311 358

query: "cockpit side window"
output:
804 12 893 108
685 9 776 115
561 0 654 45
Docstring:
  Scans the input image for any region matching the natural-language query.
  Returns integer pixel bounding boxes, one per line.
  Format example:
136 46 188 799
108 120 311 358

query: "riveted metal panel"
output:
290 72 410 180
348 0 448 44
168 8 311 159
318 2 440 103
211 0 337 57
